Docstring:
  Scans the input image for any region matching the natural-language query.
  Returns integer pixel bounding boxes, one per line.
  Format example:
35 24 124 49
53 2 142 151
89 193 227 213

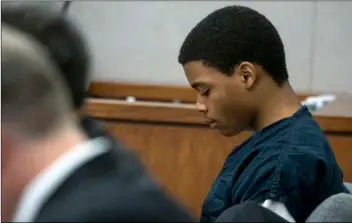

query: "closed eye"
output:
201 88 210 96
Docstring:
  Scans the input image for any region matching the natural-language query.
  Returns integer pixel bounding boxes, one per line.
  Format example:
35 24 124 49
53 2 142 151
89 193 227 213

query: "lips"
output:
205 119 216 128
204 119 214 124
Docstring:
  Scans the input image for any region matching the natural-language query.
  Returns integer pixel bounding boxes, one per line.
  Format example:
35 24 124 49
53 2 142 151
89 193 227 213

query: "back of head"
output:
1 3 90 108
178 5 288 85
2 24 74 141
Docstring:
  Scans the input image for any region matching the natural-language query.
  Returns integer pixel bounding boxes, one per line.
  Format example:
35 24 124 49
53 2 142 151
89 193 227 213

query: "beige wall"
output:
7 1 351 93
67 1 351 93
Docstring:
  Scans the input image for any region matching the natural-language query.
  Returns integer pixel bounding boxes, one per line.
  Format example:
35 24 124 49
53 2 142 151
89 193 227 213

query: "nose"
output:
195 100 207 113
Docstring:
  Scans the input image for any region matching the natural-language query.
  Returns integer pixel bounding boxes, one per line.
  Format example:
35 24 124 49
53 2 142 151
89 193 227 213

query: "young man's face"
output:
183 61 257 137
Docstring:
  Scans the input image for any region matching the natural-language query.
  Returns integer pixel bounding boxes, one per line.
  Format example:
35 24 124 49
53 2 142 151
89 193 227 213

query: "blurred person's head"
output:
178 5 298 137
1 3 91 109
1 24 87 221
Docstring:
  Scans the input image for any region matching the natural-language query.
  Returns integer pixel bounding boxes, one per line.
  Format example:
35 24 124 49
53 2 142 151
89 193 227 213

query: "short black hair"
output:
1 4 90 108
178 5 288 85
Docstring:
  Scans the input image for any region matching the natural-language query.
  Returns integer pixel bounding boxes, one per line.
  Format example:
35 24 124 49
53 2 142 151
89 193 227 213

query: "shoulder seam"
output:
267 117 297 199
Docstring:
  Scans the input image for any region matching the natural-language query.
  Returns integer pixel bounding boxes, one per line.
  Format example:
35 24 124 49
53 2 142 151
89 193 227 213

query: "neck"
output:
2 126 87 221
253 82 302 130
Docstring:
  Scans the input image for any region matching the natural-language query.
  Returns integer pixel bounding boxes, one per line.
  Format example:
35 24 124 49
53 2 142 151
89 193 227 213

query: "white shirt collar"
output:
12 137 110 222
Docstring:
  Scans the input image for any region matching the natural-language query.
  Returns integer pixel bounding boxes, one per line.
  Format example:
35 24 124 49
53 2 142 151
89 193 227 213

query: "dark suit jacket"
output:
35 116 194 222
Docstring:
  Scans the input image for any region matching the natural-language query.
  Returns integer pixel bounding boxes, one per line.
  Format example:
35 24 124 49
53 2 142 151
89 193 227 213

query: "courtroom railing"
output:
89 81 318 103
85 98 352 134
87 81 352 133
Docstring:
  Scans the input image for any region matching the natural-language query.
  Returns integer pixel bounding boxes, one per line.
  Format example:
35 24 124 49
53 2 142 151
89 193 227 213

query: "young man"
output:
178 5 349 223
2 4 194 222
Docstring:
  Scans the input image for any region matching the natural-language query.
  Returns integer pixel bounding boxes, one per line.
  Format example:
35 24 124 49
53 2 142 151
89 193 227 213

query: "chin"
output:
219 129 241 137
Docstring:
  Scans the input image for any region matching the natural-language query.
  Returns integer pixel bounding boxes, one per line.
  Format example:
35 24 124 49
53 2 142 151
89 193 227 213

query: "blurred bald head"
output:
2 24 74 140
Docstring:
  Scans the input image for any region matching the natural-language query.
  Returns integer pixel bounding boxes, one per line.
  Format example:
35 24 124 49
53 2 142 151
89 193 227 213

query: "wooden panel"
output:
85 98 352 217
103 121 251 216
89 81 318 103
85 98 352 133
100 120 352 217
316 93 352 117
89 81 196 103
328 135 352 183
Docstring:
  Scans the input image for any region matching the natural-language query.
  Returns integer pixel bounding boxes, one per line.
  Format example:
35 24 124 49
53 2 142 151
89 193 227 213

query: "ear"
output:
237 62 257 90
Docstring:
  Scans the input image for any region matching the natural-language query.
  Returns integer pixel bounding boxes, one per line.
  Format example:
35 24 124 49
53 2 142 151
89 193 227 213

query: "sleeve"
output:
236 150 284 204
257 148 335 222
231 142 341 222
231 146 296 218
